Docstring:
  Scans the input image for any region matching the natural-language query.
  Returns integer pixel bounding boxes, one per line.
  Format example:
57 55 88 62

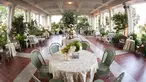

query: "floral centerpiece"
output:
61 40 82 60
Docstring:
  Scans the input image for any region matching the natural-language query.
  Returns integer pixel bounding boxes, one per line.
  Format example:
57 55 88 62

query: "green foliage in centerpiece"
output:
73 41 82 52
61 43 73 54
61 40 82 54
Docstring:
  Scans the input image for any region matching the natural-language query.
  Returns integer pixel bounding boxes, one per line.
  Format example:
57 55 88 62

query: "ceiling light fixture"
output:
68 1 73 4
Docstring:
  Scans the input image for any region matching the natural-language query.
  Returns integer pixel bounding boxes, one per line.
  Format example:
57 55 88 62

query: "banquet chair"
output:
96 48 116 77
49 79 64 82
118 35 127 49
5 43 17 57
32 74 64 82
94 72 125 82
81 41 90 50
49 43 61 55
28 35 39 47
113 72 125 82
32 74 41 82
136 42 146 56
106 33 115 43
30 49 52 79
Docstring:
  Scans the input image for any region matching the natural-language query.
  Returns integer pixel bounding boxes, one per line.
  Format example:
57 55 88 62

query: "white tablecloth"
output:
49 50 98 82
5 43 17 56
62 38 81 45
123 39 135 51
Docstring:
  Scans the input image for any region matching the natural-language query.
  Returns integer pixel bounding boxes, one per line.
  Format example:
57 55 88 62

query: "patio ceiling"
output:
1 0 131 15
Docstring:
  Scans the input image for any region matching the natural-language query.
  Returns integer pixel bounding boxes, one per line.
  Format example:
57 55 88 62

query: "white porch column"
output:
100 13 102 27
48 15 52 31
41 15 44 26
7 4 15 42
103 12 105 26
88 15 91 27
93 15 96 30
27 10 31 22
35 13 37 20
109 8 113 32
90 15 94 30
44 15 48 28
93 15 95 30
95 15 97 30
46 15 49 29
123 3 133 35
24 10 27 22
38 13 40 25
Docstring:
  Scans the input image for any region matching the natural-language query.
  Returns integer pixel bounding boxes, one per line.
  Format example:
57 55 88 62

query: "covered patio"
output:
0 0 146 82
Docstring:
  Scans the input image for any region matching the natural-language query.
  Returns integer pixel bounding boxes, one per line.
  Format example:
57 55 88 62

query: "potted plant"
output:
12 15 27 49
77 16 89 34
0 24 7 49
112 12 128 33
112 33 124 45
51 22 60 34
61 11 78 28
141 34 146 43
84 30 88 35
15 34 26 48
129 33 141 49
99 28 108 37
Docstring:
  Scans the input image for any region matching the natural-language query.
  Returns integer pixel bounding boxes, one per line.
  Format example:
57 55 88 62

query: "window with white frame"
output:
132 2 146 38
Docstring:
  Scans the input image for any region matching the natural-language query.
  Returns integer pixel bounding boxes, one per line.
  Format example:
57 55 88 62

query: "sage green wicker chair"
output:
30 49 52 79
32 74 64 82
32 74 41 82
49 79 64 82
113 72 125 82
96 48 116 77
81 41 90 50
49 43 61 55
94 72 125 82
94 79 104 82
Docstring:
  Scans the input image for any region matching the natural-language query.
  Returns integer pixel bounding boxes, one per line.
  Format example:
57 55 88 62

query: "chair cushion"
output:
94 79 104 82
38 72 52 79
98 63 109 71
49 79 64 82
38 65 52 79
39 65 50 73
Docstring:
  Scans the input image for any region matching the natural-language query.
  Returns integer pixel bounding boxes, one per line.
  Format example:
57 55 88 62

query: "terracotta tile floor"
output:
0 57 30 82
85 36 146 82
115 53 146 82
0 35 146 82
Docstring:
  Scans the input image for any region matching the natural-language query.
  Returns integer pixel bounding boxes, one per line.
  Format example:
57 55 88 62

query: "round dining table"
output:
49 50 98 82
123 39 135 51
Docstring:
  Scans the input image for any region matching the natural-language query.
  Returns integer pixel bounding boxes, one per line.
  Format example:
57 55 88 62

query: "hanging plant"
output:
112 12 128 33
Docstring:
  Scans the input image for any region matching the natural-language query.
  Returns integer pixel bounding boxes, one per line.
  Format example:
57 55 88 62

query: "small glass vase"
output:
72 52 79 59
64 53 72 61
